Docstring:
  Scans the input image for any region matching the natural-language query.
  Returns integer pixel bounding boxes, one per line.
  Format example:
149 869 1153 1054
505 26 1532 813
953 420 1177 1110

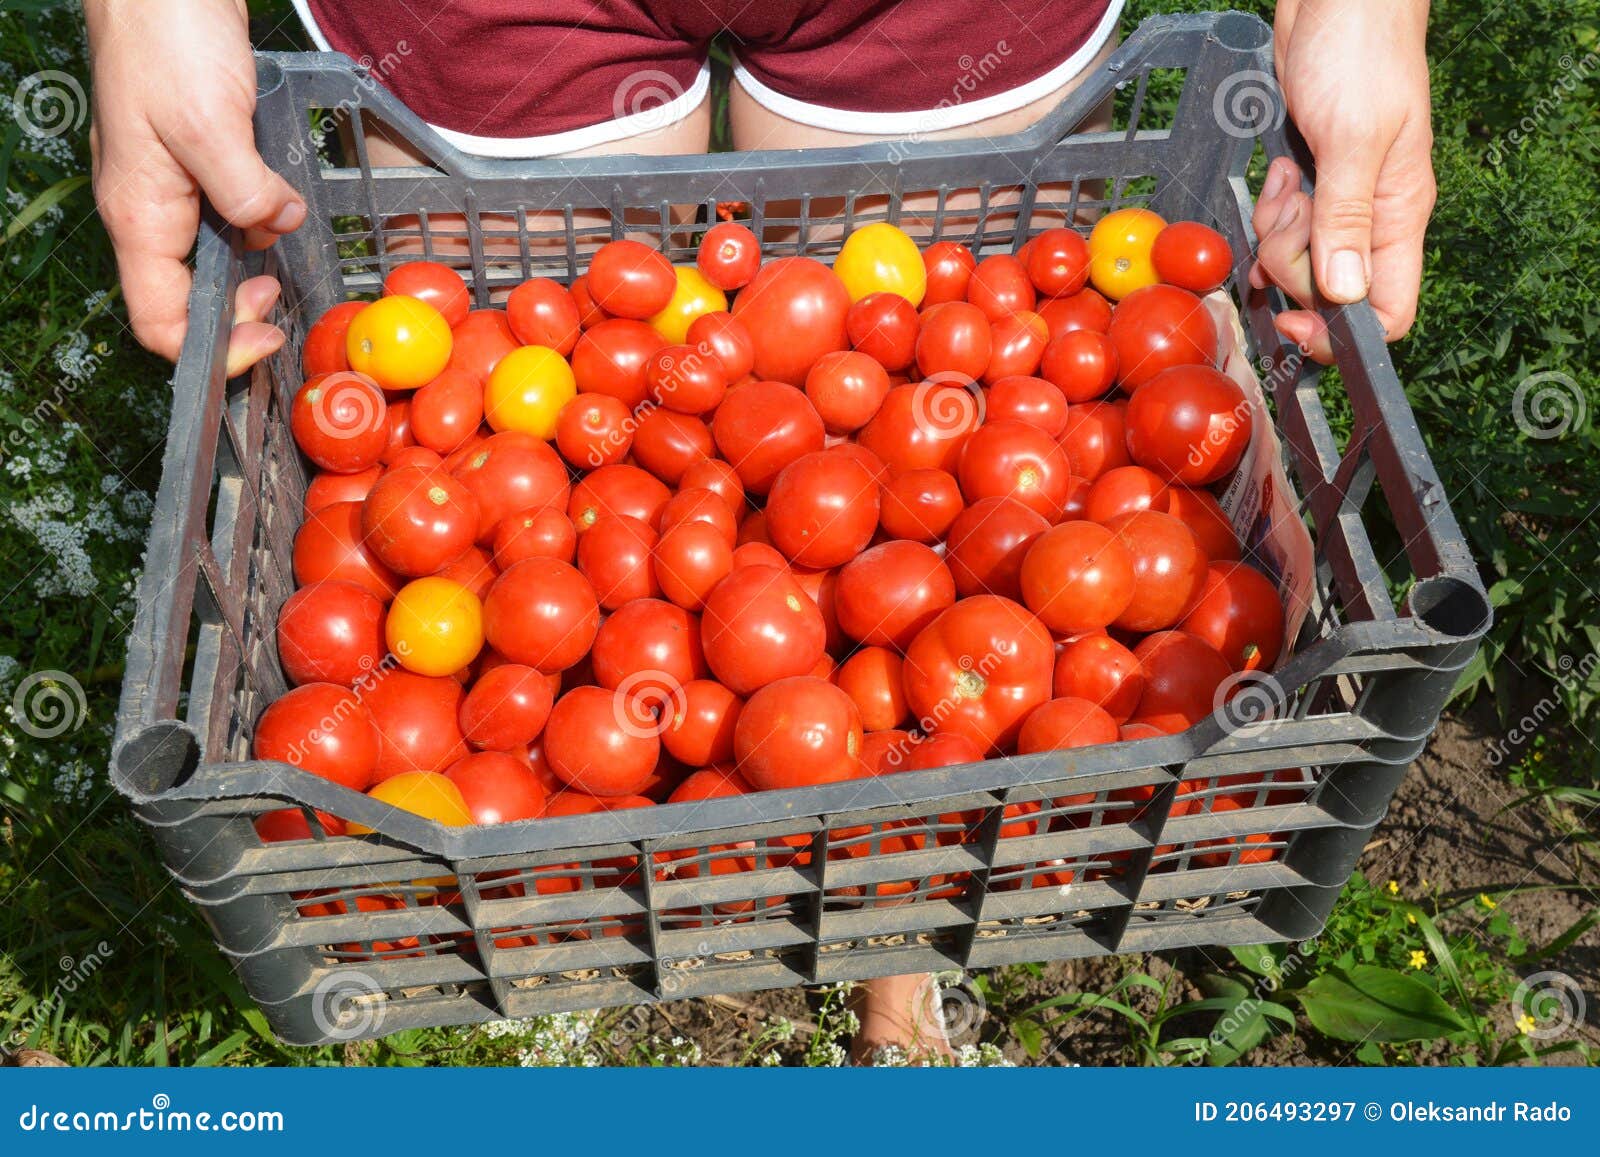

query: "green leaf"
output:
1517 908 1600 964
2 174 87 242
1296 965 1468 1042
1225 943 1285 977
1012 1016 1044 1058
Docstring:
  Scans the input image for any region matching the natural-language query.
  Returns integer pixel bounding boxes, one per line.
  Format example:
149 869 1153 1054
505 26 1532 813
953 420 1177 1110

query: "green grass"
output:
1 0 1597 1066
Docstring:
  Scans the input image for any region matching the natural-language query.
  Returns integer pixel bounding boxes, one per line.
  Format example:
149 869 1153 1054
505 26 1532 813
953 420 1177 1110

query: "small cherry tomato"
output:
505 277 582 355
386 576 484 676
1019 520 1135 635
409 365 484 454
587 239 676 319
383 260 470 328
879 467 963 542
648 264 729 344
277 580 387 687
1088 206 1166 300
1041 329 1118 403
1150 220 1233 294
555 393 632 470
290 371 388 473
696 221 761 291
346 295 453 390
1025 227 1091 296
845 291 919 372
1106 283 1218 392
361 465 479 576
921 241 977 307
303 300 366 378
483 344 576 439
833 222 927 307
253 682 379 791
805 350 891 433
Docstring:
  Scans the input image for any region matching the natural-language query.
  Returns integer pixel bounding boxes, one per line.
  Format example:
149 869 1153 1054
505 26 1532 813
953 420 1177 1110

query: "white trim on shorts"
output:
289 0 710 158
730 0 1123 136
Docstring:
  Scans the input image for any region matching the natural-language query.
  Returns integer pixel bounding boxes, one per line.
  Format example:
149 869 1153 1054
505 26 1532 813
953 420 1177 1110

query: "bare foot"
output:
849 973 956 1066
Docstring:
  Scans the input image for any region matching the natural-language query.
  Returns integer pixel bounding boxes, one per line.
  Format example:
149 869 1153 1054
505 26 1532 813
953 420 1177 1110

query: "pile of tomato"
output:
254 206 1287 876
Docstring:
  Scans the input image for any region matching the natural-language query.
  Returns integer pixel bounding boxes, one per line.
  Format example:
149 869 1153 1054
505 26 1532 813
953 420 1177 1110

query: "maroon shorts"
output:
291 0 1121 156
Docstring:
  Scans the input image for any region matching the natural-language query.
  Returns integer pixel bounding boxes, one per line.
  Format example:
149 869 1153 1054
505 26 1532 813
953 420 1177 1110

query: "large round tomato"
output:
921 241 977 306
661 679 743 766
1166 486 1240 563
544 685 660 796
1019 520 1135 635
1016 697 1119 754
1053 633 1145 723
446 309 518 384
1041 330 1118 403
1125 363 1251 485
653 519 734 612
879 467 963 542
506 277 581 355
944 496 1050 601
700 564 827 695
360 465 479 576
915 301 992 380
902 595 1054 753
277 579 387 686
253 682 379 791
569 463 672 531
1177 562 1284 671
985 376 1066 440
857 381 980 475
445 751 548 823
804 350 891 433
1025 228 1091 296
764 450 879 568
577 515 660 609
451 430 571 542
696 221 761 291
292 500 400 601
386 576 483 676
710 380 825 494
1084 464 1171 523
646 343 728 414
1088 206 1165 300
345 295 453 390
1105 510 1208 632
555 393 631 469
591 597 706 696
735 676 863 790
731 257 851 385
1106 284 1217 392
685 312 755 381
1133 630 1231 729
834 540 956 650
586 239 676 319
631 409 714 487
1150 221 1233 294
572 318 668 408
648 265 729 345
967 254 1035 322
833 222 927 307
410 365 484 454
482 557 600 672
362 670 469 779
383 261 470 328
303 299 365 378
835 646 910 731
1059 400 1131 482
845 292 919 372
290 371 388 473
460 663 555 750
956 419 1074 521
484 344 576 439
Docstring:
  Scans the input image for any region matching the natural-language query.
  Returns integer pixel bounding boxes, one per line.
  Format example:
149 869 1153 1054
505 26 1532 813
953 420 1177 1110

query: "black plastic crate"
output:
111 12 1489 1045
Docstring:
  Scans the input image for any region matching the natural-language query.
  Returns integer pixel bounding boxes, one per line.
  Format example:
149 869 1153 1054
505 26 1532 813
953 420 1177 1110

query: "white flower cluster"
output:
507 1011 598 1066
7 481 152 598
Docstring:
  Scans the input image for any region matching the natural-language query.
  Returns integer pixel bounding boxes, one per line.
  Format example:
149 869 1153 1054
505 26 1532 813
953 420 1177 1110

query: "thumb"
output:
1308 137 1383 304
167 106 305 235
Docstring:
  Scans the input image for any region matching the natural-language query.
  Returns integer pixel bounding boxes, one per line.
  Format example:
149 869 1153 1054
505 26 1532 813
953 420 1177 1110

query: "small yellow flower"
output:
1478 893 1498 910
1387 879 1400 895
93 341 110 356
1533 751 1544 762
1409 950 1428 970
1406 913 1417 925
1516 1013 1537 1035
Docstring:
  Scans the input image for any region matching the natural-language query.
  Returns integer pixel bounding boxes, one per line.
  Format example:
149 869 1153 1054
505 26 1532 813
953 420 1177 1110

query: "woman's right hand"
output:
86 0 304 373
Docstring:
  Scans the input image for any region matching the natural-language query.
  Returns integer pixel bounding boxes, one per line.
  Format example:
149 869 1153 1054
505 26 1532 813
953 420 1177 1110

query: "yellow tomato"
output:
1088 207 1167 300
386 576 483 677
345 296 453 390
833 222 927 307
350 771 472 833
648 265 728 344
483 344 576 438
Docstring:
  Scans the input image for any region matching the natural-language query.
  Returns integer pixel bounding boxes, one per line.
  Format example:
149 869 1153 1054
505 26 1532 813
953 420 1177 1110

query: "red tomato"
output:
290 371 388 473
254 808 347 843
661 679 743 766
384 261 470 328
845 291 919 372
253 682 379 791
569 463 672 531
858 728 915 775
460 663 555 750
957 419 1075 521
446 309 518 383
572 318 668 408
983 311 1049 383
700 565 827 695
902 595 1055 753
1037 287 1112 340
1084 464 1171 523
293 499 401 602
362 670 469 779
1041 330 1118 403
591 597 706 697
921 241 977 306
554 393 631 470
378 398 416 464
879 467 963 542
1058 400 1129 482
730 256 851 385
302 300 365 378
1133 630 1231 728
834 540 956 650
361 465 478 576
730 542 787 571
482 558 600 672
915 301 992 380
661 487 738 544
277 580 386 687
1025 228 1091 297
987 375 1068 438
857 381 980 475
433 543 496 601
1106 284 1218 392
544 685 660 795
1178 562 1284 671
385 445 442 473
710 380 826 494
967 254 1035 321
451 430 571 542
764 450 880 568
735 676 863 790
804 350 891 433
835 647 910 731
1151 221 1233 294
444 750 548 822
631 408 714 486
944 496 1050 600
409 365 484 455
305 465 381 516
1016 697 1118 753
685 312 755 382
577 515 660 608
587 239 676 319
1106 510 1208 631
696 221 761 290
570 275 609 328
1167 486 1240 562
645 343 728 414
736 513 774 549
679 457 746 511
505 277 581 355
1125 364 1251 485
1019 521 1136 635
1053 633 1145 722
654 520 733 612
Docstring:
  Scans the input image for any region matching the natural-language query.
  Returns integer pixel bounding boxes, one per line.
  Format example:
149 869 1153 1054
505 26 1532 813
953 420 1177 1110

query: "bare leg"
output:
849 972 954 1065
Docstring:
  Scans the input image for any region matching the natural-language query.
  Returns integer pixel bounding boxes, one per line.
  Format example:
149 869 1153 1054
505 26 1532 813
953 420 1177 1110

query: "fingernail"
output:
1273 196 1300 233
1326 249 1368 301
1261 162 1288 202
269 200 306 232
